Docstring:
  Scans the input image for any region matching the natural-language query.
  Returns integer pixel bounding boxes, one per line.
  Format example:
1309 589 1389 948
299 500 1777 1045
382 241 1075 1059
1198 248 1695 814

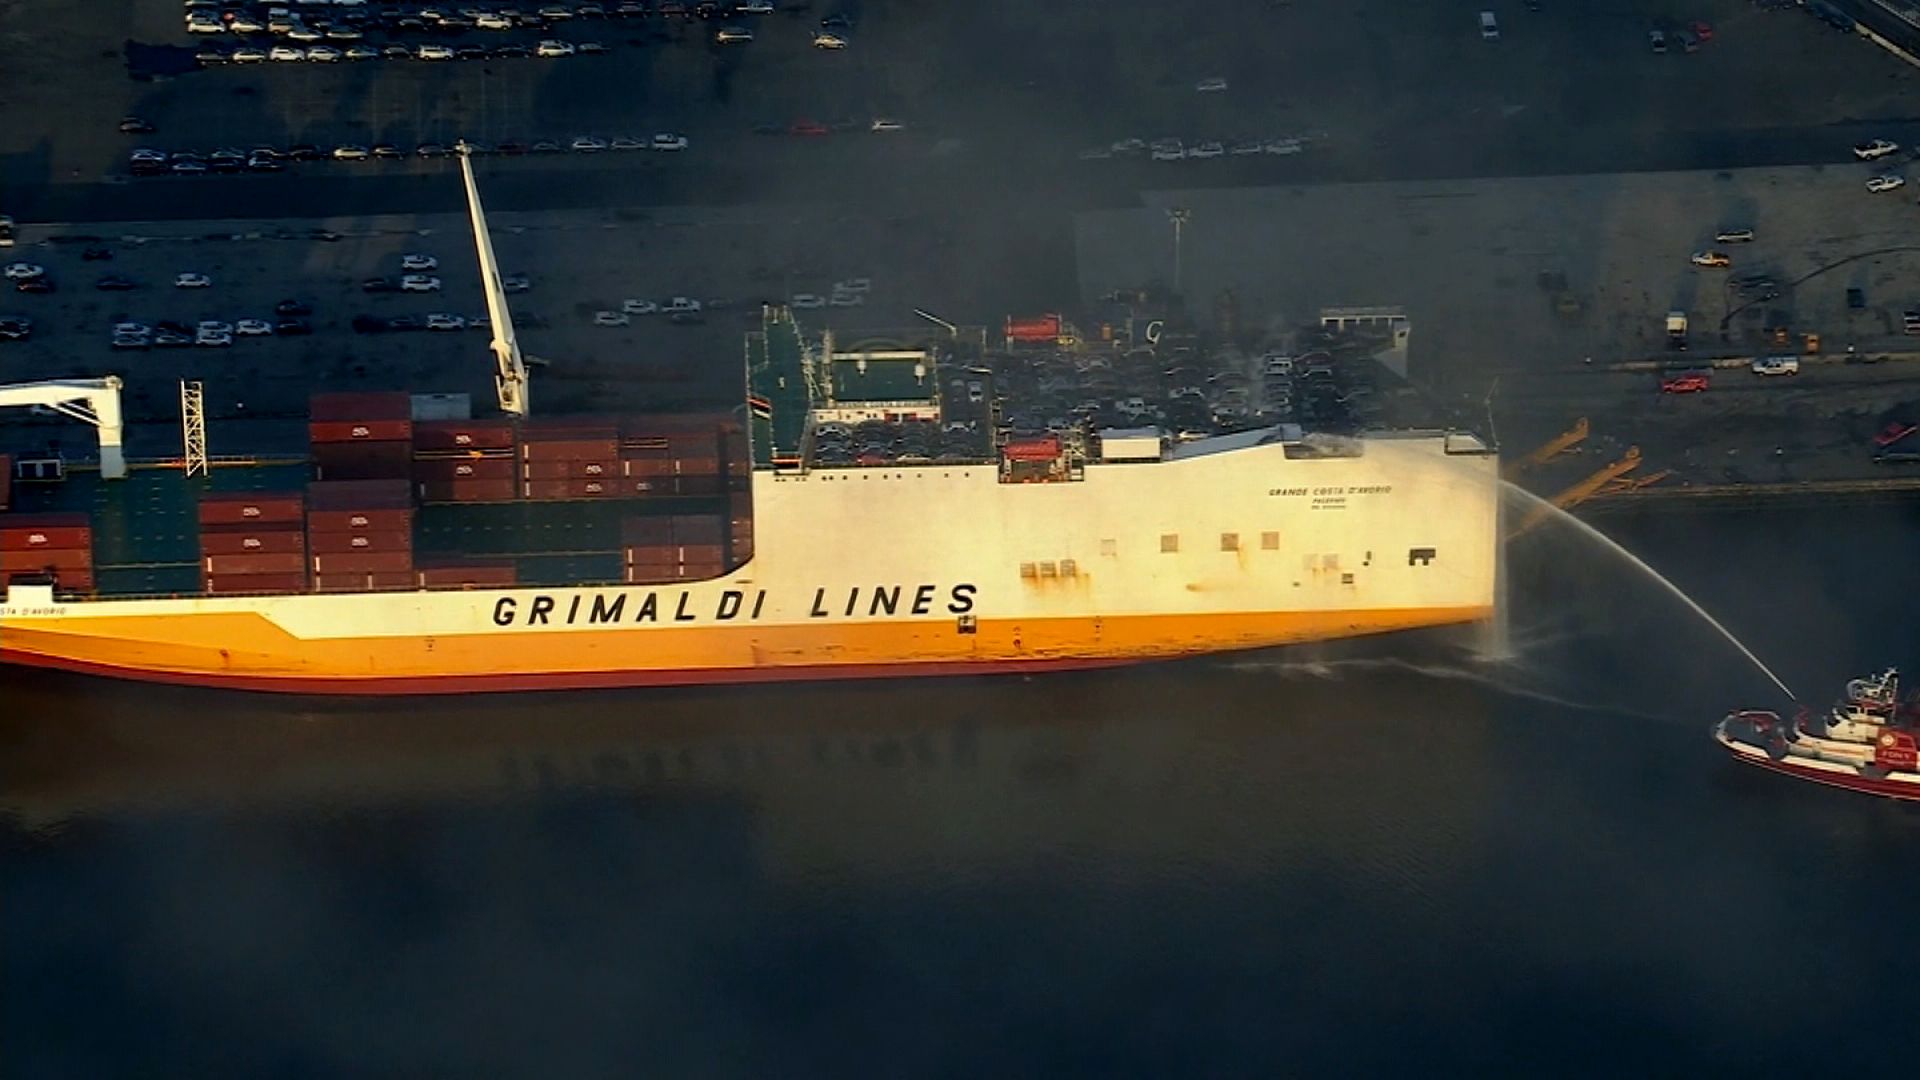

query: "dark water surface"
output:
6 502 1920 1078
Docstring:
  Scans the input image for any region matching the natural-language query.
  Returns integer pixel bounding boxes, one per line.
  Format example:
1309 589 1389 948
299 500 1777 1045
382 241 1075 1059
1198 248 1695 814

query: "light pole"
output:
1167 207 1191 297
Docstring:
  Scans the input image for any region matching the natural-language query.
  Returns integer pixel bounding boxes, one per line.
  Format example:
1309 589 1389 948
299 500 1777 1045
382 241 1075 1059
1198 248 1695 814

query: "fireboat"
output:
1715 668 1920 800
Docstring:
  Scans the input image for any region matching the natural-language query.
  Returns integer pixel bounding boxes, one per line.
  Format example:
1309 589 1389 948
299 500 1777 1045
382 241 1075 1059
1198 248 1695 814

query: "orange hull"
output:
0 605 1491 693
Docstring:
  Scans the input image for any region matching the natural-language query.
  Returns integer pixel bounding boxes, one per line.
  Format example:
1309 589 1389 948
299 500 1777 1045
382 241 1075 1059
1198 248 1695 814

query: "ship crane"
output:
0 376 126 479
455 141 531 418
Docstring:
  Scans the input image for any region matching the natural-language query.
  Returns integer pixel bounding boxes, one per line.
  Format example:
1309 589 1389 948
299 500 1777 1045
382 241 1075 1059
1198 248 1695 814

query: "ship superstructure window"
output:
1059 559 1078 578
1160 534 1179 553
1220 533 1239 552
1038 561 1057 578
1262 532 1280 550
1020 562 1037 579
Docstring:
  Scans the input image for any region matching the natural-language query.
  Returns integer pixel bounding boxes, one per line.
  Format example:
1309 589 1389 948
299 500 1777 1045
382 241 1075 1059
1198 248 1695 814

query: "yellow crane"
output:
1502 417 1589 479
1510 446 1641 538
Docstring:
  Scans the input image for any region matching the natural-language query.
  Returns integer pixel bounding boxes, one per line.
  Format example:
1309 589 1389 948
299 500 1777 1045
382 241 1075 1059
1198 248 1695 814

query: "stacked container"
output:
0 512 94 594
622 514 728 584
199 490 308 594
413 418 518 503
618 413 728 497
726 489 753 565
415 558 519 589
307 478 414 592
309 392 414 481
0 454 12 512
521 416 620 501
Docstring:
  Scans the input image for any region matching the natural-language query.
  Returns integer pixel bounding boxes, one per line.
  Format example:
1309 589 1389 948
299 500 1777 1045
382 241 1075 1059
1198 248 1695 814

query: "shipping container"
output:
197 492 304 527
0 514 92 551
1002 436 1063 462
1 547 94 572
415 456 517 482
623 563 725 585
416 561 518 588
0 454 11 512
198 530 307 556
310 391 413 422
669 515 726 543
310 419 414 445
622 543 728 565
312 440 413 480
313 571 416 593
307 508 413 535
203 571 309 595
417 478 520 503
307 478 414 510
1005 313 1063 343
521 479 617 500
413 418 516 451
675 475 725 497
522 459 615 481
312 550 414 574
307 528 411 555
204 552 308 576
520 437 619 462
620 516 673 544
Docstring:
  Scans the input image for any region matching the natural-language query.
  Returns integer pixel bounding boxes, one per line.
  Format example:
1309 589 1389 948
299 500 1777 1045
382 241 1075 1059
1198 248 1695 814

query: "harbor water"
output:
5 499 1920 1077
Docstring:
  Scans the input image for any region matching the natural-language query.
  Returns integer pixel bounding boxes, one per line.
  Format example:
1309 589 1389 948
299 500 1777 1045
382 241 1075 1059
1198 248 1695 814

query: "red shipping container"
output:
1 547 93 572
621 517 673 544
413 419 516 451
203 572 309 595
670 515 726 543
198 492 304 527
0 454 11 512
204 552 308 575
0 514 92 551
312 551 414 574
417 479 518 503
521 438 619 462
565 478 615 498
307 478 413 510
199 529 307 555
310 391 412 422
1002 436 1062 462
307 528 411 554
310 419 414 444
415 457 516 482
676 475 724 497
314 571 414 592
416 562 518 588
307 510 413 537
313 441 413 480
622 457 676 478
1005 313 1063 342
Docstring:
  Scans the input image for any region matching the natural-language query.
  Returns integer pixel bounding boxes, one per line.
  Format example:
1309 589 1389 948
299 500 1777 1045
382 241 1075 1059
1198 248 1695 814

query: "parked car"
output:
1867 174 1905 194
235 319 274 336
400 275 442 292
275 299 312 316
1752 355 1800 376
1660 372 1709 393
426 313 466 331
1690 251 1732 268
1855 139 1900 161
622 298 659 315
651 133 689 151
95 275 137 291
1715 228 1756 244
3 262 45 281
174 272 212 288
401 253 438 271
362 276 398 293
593 310 631 326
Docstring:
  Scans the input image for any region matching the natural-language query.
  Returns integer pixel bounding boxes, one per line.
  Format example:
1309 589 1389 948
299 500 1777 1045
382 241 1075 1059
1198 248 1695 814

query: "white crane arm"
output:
0 376 126 479
456 142 529 418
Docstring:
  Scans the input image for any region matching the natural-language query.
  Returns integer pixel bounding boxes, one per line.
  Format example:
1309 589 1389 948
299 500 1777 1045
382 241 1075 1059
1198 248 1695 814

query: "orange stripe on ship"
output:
0 607 1491 694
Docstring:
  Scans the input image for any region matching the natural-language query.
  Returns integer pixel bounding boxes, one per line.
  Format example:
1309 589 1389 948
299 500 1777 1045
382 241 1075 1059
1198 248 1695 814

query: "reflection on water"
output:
8 505 1920 1076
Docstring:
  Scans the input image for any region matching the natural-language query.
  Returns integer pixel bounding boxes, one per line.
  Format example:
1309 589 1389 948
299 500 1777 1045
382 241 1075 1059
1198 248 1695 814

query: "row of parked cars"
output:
193 37 605 63
5 259 221 295
128 133 688 175
1081 136 1311 162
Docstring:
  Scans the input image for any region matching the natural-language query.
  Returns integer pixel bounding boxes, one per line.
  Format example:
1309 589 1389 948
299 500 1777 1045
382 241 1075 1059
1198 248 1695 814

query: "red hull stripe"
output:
1731 751 1920 801
2 648 1147 696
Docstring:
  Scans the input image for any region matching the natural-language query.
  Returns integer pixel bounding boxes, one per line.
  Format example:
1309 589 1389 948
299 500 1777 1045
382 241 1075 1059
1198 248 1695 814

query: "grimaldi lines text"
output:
0 431 1499 693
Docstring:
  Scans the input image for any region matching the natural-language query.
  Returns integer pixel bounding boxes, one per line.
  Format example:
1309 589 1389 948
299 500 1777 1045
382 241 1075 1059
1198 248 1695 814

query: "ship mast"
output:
455 141 529 418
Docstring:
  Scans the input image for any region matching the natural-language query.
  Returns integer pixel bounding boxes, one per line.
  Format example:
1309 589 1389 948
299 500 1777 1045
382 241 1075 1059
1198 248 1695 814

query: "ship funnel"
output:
455 141 530 418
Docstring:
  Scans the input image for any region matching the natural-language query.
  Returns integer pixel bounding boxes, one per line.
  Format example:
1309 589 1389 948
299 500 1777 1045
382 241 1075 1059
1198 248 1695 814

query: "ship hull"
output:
2 432 1500 695
1713 722 1920 801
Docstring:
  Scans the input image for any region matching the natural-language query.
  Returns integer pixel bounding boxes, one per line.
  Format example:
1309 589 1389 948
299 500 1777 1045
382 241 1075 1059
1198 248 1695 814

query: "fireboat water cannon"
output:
454 140 531 419
0 376 126 479
1713 666 1920 800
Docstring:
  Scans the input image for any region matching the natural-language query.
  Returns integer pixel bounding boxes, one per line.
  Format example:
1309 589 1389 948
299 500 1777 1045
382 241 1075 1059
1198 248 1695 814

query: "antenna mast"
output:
456 142 529 418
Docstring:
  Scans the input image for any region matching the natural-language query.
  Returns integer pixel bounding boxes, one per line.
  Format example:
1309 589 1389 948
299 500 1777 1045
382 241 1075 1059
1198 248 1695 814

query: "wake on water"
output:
1225 651 1674 723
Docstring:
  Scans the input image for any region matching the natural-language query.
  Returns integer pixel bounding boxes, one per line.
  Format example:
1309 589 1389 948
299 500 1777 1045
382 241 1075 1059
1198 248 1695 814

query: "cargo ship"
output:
0 150 1502 695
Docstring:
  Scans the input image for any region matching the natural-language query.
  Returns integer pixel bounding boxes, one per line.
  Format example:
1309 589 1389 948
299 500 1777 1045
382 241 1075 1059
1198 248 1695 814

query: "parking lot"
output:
1076 161 1920 394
